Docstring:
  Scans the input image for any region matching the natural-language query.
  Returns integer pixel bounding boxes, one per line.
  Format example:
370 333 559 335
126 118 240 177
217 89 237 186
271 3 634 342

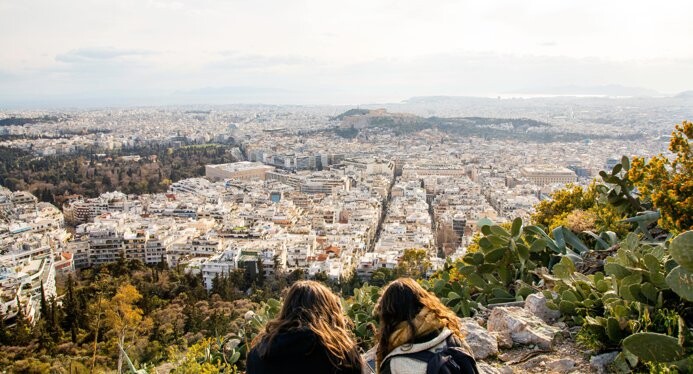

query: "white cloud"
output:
0 0 692 105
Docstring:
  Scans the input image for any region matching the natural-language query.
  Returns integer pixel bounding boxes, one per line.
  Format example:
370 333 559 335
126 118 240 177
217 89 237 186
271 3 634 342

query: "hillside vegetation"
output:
332 108 642 142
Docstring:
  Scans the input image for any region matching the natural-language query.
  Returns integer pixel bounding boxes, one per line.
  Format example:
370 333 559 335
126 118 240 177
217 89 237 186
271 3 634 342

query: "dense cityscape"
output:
0 92 691 371
2 96 688 304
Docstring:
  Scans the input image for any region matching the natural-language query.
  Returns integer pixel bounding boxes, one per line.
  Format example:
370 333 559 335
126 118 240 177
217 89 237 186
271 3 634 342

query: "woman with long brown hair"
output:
247 280 363 374
374 277 478 374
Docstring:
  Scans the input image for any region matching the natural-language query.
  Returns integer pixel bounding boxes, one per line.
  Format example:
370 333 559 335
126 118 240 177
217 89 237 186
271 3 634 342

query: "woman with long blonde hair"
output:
374 278 478 374
247 280 363 374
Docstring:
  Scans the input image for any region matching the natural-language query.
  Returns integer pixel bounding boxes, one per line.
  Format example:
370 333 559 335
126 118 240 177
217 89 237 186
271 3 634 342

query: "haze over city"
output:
2 0 693 107
1 1 693 373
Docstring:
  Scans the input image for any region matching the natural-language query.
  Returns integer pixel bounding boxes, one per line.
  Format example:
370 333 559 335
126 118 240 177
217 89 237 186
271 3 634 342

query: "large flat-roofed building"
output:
402 164 467 178
205 162 275 181
520 165 577 186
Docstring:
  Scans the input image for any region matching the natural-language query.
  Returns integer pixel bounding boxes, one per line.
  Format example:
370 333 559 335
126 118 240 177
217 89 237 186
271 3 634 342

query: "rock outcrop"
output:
524 293 561 323
460 318 499 359
487 307 561 349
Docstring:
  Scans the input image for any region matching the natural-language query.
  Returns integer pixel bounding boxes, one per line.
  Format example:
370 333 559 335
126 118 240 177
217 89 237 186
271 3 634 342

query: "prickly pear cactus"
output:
622 332 685 363
669 231 693 272
666 265 693 302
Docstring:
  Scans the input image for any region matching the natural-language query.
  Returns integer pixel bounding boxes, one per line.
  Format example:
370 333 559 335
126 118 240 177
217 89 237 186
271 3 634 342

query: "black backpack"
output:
384 337 480 374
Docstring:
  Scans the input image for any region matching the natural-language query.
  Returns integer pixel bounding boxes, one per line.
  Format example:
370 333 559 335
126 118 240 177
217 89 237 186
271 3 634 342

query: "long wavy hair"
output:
251 280 361 369
375 277 464 367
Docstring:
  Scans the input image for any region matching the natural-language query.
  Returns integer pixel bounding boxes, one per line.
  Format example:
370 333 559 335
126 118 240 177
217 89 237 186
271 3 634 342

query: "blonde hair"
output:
375 278 464 367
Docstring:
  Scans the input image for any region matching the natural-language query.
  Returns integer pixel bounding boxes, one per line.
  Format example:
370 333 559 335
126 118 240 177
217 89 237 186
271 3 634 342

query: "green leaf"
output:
458 265 476 276
620 273 642 288
485 248 506 263
489 225 510 238
605 263 632 279
669 231 693 272
611 304 629 319
472 252 484 265
622 333 685 363
463 253 476 265
621 156 630 170
559 300 576 314
552 226 567 253
623 232 639 252
477 264 496 273
229 351 240 364
561 290 578 302
596 280 610 293
448 291 461 300
498 266 512 285
561 227 589 253
666 266 693 301
516 286 534 299
584 230 609 250
643 254 661 274
640 282 658 303
511 217 522 237
650 272 668 289
606 317 622 342
516 244 529 261
628 284 647 303
468 273 487 289
529 239 547 253
487 235 508 247
552 256 576 279
479 237 494 250
492 288 513 299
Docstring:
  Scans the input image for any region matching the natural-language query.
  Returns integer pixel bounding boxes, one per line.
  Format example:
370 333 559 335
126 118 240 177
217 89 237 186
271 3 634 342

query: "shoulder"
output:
384 329 452 360
381 329 453 374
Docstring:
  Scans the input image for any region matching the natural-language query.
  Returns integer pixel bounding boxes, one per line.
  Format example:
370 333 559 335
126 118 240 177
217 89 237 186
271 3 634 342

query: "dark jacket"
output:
246 328 363 374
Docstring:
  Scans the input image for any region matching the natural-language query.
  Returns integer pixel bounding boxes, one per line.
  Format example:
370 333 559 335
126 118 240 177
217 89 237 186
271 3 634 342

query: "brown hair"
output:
375 277 464 367
251 280 361 368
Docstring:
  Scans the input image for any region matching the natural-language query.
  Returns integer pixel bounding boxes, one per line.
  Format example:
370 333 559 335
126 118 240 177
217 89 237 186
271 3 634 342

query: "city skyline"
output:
2 0 693 107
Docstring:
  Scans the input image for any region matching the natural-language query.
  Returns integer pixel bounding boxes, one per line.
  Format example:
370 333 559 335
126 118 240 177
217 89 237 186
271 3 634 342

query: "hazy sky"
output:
1 0 692 106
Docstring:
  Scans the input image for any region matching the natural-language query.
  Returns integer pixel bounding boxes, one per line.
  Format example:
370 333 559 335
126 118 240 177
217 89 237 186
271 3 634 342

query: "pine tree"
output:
211 273 222 297
49 297 61 343
13 296 31 345
40 282 49 319
62 274 81 343
0 307 8 345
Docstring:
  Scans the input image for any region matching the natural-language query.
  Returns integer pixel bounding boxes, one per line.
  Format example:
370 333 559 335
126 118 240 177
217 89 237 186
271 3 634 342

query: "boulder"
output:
525 292 561 323
546 358 576 373
520 355 547 370
487 307 561 349
589 351 618 374
459 318 499 359
492 331 514 349
478 362 503 374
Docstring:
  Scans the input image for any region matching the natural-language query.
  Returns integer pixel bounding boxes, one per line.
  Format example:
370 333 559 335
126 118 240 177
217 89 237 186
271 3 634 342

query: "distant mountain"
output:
675 90 693 99
511 84 661 97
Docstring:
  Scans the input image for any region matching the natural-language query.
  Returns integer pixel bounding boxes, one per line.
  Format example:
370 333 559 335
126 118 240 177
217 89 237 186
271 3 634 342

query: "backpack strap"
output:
382 349 455 374
381 349 434 374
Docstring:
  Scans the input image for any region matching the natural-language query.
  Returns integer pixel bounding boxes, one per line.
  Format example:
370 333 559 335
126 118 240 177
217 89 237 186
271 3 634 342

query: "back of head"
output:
252 280 360 368
375 278 463 365
376 277 426 328
279 280 344 326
